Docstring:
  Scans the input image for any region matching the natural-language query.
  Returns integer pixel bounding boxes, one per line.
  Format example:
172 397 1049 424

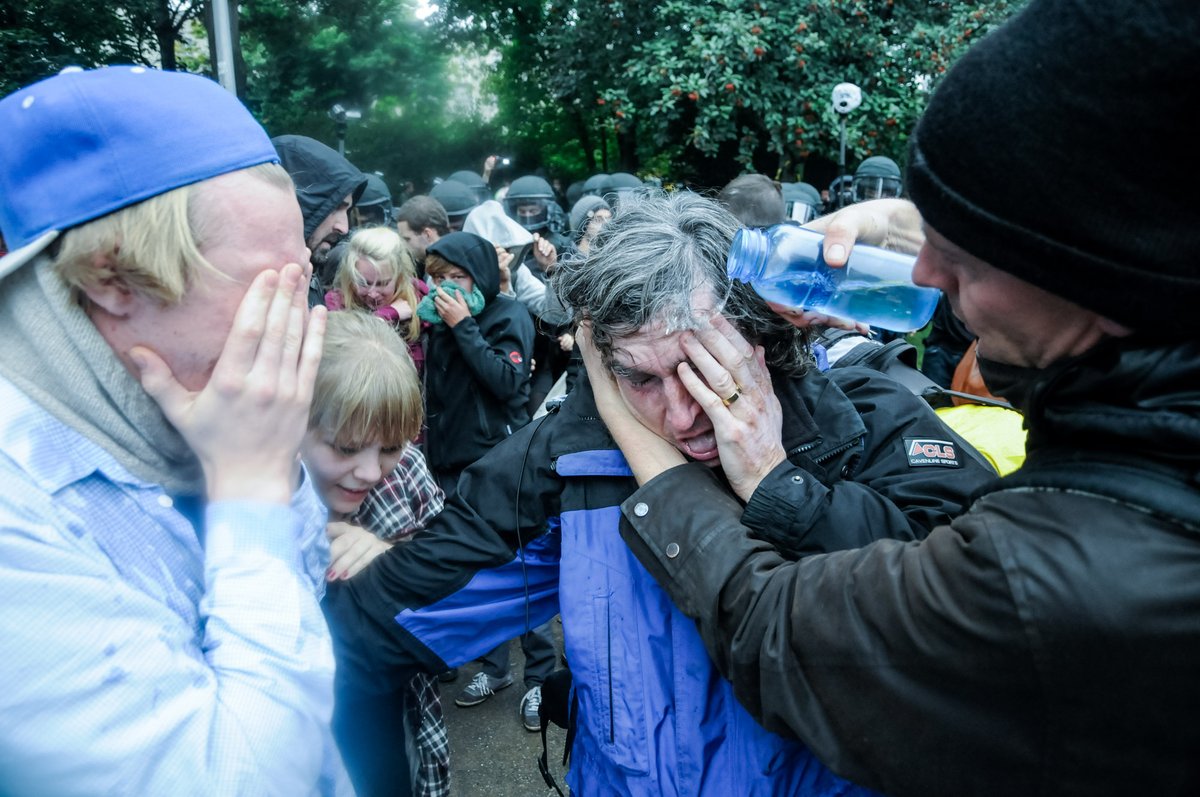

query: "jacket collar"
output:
776 368 867 466
1017 337 1200 468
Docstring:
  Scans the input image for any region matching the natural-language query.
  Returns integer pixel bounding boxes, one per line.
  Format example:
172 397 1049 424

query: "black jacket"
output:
272 134 367 304
422 232 534 473
324 363 995 687
620 337 1200 796
324 362 994 796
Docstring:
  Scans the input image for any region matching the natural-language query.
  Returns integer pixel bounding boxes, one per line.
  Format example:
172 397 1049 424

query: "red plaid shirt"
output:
351 444 449 797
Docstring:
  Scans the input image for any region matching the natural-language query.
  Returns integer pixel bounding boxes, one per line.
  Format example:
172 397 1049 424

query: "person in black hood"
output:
272 134 368 306
417 232 534 493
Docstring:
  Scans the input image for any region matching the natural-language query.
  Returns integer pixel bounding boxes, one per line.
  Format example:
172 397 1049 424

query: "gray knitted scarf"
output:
0 257 205 495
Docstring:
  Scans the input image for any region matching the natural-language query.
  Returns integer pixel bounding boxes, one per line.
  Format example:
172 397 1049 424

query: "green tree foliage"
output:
3 0 1029 192
238 0 492 193
0 0 203 96
437 0 1026 187
428 0 649 183
630 0 1024 185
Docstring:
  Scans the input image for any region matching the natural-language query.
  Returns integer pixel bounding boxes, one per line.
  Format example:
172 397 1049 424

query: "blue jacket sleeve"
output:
322 419 561 692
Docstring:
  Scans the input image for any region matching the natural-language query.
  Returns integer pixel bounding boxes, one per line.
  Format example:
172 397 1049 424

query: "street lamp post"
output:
328 104 362 157
209 0 239 96
830 82 862 211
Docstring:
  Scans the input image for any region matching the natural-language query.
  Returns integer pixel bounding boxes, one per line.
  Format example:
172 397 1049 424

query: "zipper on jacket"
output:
813 435 864 465
607 600 615 743
788 437 822 459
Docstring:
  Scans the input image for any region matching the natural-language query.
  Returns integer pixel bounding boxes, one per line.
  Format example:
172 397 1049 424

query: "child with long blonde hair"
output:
325 226 429 373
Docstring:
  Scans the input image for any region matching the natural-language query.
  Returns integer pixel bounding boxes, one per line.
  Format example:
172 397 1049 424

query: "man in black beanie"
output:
586 1 1200 795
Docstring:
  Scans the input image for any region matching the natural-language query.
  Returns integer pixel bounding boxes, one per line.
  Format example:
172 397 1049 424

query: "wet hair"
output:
334 226 421 342
53 163 292 304
553 189 811 376
308 310 424 448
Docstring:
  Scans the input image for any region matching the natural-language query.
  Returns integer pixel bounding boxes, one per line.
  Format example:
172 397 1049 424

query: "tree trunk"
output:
617 122 638 173
573 109 596 173
155 0 177 70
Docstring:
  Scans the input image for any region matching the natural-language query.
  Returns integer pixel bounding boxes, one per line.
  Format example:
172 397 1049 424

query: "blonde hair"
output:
334 226 421 342
309 310 424 448
52 163 292 304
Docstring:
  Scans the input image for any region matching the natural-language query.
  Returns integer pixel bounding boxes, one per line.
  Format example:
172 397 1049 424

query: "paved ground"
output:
442 627 570 797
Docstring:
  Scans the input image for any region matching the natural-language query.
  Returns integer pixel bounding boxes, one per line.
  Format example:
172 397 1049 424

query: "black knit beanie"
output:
906 0 1200 336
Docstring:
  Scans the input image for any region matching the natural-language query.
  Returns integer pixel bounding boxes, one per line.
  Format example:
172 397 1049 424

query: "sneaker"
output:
520 685 542 732
455 671 514 707
438 668 458 683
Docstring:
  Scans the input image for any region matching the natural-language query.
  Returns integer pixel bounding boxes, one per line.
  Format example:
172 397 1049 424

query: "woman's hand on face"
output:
676 313 788 502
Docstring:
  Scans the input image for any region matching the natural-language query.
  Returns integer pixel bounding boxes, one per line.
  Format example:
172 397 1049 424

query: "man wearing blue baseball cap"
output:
0 66 349 794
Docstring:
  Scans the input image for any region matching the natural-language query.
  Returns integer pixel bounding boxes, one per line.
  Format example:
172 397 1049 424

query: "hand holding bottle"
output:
730 199 936 332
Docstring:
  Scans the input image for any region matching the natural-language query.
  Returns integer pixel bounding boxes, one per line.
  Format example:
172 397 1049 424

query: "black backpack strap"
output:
825 334 1016 409
979 451 1200 528
537 667 577 796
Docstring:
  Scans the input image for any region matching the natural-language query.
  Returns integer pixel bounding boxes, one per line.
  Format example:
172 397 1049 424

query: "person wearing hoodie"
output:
418 231 534 492
464 200 573 416
455 205 561 726
272 134 368 307
463 200 548 317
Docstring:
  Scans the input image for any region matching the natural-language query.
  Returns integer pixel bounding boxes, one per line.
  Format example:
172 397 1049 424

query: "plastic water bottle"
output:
726 224 940 332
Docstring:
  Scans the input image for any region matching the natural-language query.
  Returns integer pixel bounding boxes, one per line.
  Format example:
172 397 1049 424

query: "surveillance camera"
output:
328 104 361 121
831 83 862 115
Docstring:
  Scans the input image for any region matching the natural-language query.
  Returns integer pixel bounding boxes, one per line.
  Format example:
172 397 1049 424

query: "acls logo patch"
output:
903 438 961 468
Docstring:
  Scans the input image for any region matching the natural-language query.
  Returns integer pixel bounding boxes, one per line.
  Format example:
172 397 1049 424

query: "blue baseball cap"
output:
0 65 280 279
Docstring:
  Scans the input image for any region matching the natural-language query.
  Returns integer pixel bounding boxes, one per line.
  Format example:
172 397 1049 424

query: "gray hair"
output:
553 189 812 375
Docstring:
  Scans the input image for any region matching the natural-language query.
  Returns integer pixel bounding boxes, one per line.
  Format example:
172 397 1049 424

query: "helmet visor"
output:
786 201 818 224
852 176 903 202
507 198 549 231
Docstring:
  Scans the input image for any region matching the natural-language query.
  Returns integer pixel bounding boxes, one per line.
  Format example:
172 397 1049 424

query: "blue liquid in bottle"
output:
726 225 940 332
